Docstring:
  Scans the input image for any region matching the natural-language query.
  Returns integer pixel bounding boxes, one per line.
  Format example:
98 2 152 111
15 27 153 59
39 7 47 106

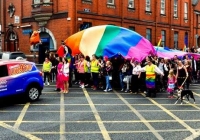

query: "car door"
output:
7 63 25 95
0 65 10 97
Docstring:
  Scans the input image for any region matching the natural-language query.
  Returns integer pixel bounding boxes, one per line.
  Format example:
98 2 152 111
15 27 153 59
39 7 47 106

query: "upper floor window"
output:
33 0 40 4
161 0 165 15
128 0 134 8
174 0 178 17
146 0 151 11
107 0 114 5
184 2 188 19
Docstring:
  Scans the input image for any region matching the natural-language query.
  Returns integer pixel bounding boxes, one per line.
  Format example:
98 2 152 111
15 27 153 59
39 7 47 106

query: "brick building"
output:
0 0 200 63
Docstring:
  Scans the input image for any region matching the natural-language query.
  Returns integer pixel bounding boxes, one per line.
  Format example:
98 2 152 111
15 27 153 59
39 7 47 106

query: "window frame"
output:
174 31 179 49
128 0 134 8
107 0 115 5
146 28 152 42
184 2 188 20
160 0 165 15
161 30 166 47
174 0 178 18
146 0 151 12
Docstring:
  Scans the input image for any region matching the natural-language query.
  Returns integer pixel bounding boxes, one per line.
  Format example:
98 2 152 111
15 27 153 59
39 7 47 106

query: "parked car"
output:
0 52 26 60
0 60 43 101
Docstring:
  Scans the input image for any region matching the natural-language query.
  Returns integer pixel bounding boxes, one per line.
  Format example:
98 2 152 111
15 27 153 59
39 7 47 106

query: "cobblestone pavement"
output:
0 83 200 140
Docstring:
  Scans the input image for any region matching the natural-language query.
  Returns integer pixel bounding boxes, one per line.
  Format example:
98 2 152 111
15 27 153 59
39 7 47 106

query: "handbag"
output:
123 76 127 83
109 76 112 80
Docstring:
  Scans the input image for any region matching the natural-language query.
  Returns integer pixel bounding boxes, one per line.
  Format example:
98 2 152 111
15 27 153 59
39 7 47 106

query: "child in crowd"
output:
167 69 176 98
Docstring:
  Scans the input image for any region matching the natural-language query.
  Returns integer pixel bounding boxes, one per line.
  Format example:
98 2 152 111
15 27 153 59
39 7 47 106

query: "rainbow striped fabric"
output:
146 74 156 89
65 25 155 62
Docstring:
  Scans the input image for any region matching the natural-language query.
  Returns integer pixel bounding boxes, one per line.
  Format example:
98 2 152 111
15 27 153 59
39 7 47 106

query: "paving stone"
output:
171 111 200 120
149 122 185 130
65 112 96 121
64 98 88 104
159 131 192 140
28 105 60 112
95 105 131 111
109 133 157 140
65 134 104 140
23 112 60 121
65 105 92 111
19 122 60 132
132 105 162 110
139 112 175 120
66 122 100 132
91 99 125 105
125 99 153 104
98 112 140 121
104 122 149 131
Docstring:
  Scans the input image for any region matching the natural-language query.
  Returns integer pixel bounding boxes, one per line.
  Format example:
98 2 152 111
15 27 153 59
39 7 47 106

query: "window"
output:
146 0 151 11
128 0 134 8
174 0 178 17
184 32 188 48
184 2 188 19
0 65 8 78
146 28 152 42
80 22 92 31
161 0 165 15
174 31 178 49
129 26 135 31
161 30 166 47
107 0 114 5
33 0 40 4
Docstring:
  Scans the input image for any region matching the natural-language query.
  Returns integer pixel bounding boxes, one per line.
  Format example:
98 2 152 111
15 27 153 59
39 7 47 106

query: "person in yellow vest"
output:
90 54 100 90
42 57 52 86
138 57 164 98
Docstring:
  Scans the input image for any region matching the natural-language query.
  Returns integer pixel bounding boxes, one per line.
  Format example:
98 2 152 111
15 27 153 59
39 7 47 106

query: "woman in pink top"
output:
55 57 64 92
77 55 85 88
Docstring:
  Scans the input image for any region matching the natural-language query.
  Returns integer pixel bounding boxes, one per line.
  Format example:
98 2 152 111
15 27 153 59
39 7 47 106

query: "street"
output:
0 83 200 140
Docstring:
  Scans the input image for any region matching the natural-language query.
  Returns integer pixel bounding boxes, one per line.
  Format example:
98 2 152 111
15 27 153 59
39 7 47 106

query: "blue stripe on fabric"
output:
103 27 142 57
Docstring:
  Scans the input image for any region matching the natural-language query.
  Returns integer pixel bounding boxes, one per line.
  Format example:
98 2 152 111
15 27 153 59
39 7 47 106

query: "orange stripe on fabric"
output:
65 30 85 56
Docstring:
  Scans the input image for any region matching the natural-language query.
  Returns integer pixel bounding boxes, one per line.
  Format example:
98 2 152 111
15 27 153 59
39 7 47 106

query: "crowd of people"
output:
41 44 200 98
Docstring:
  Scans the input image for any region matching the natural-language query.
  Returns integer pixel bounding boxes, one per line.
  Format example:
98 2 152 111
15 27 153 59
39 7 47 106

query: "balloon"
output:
30 31 40 45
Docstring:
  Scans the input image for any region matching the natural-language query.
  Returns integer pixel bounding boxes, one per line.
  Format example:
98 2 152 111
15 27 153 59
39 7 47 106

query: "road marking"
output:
60 93 66 140
83 88 111 140
141 93 197 135
0 122 42 140
113 90 164 140
28 129 194 134
14 102 30 129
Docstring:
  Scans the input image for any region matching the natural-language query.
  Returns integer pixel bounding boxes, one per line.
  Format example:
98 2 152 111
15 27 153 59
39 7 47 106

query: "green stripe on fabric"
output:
95 25 121 57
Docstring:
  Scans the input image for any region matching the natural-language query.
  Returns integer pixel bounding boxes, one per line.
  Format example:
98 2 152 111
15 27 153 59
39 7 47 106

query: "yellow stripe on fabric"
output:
79 26 106 58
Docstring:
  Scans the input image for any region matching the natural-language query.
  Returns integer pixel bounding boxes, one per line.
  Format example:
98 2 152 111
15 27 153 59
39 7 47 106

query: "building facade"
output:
0 0 200 63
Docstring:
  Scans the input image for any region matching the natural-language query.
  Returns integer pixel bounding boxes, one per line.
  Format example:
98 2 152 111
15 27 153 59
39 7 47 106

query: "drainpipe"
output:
121 0 124 27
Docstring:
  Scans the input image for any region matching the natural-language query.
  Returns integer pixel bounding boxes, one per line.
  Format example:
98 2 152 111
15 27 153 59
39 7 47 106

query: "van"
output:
1 52 26 60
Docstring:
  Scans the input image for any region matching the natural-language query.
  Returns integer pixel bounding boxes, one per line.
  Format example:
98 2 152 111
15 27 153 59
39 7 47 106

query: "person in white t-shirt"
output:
62 57 70 93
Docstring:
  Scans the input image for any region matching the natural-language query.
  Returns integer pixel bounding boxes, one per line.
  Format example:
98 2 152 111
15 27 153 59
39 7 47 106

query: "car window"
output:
0 53 2 59
0 65 8 77
9 53 26 59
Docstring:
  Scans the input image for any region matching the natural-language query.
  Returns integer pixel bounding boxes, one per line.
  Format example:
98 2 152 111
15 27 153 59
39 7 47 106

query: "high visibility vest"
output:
91 60 99 73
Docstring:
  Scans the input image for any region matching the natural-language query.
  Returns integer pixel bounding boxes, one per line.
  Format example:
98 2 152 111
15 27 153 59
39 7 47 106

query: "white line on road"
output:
60 93 66 140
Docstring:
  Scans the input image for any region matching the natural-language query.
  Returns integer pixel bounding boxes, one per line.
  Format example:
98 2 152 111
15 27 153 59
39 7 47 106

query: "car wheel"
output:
26 86 41 101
